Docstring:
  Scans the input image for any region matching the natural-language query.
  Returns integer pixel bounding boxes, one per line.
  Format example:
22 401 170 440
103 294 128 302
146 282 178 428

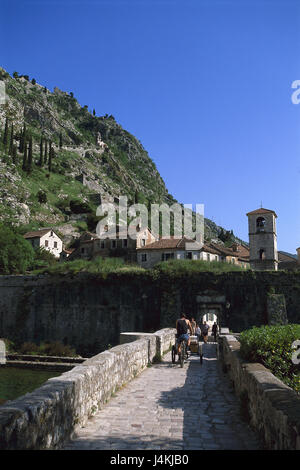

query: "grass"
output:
33 256 145 276
153 259 246 275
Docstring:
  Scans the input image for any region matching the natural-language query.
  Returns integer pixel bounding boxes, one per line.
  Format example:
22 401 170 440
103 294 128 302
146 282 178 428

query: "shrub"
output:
37 189 47 203
239 325 300 393
153 259 244 275
0 225 35 274
41 341 76 357
18 341 77 357
69 199 93 214
31 247 57 269
19 342 39 355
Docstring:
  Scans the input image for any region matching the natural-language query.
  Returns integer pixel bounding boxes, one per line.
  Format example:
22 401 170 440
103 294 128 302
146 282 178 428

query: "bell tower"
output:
246 208 278 271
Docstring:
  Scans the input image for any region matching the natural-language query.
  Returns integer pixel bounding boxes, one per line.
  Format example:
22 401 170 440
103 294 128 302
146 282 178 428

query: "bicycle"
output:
178 338 189 367
171 337 189 367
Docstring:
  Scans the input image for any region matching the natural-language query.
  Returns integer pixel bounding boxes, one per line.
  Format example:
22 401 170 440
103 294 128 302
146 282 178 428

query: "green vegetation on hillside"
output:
0 225 34 274
0 66 242 246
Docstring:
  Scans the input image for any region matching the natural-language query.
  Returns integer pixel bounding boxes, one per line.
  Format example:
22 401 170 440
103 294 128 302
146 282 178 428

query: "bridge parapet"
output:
0 328 175 450
219 334 300 450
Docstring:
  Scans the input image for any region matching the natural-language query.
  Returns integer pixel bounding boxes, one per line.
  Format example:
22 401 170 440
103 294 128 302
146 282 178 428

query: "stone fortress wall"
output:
0 271 300 355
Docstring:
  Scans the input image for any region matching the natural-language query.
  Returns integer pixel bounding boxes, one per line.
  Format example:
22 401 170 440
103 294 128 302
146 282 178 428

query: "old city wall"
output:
0 271 299 354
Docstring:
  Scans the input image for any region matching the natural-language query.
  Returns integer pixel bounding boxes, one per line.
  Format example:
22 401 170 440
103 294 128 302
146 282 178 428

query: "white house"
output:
24 228 63 258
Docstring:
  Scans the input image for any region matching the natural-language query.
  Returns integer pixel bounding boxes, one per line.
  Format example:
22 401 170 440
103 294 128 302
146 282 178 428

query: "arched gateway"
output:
195 291 229 328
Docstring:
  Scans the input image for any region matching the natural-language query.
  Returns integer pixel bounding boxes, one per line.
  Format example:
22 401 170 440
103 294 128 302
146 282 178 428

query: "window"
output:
81 247 85 254
111 240 116 249
45 240 49 247
141 239 146 247
207 254 210 261
256 217 266 232
100 241 105 249
186 252 192 259
259 249 266 260
165 253 174 260
123 239 128 248
50 231 53 236
215 256 218 261
141 254 147 262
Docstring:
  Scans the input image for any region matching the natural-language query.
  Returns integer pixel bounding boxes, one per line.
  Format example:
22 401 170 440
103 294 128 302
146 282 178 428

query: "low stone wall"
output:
219 334 300 450
0 328 175 450
155 328 176 358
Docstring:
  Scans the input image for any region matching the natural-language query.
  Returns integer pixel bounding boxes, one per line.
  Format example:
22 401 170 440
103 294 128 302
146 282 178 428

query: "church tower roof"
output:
246 208 277 218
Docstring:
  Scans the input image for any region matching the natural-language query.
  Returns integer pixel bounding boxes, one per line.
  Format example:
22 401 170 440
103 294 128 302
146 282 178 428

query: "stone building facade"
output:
69 226 157 263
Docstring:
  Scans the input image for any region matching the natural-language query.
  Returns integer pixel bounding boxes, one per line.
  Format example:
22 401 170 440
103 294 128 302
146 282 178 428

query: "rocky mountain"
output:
0 67 242 247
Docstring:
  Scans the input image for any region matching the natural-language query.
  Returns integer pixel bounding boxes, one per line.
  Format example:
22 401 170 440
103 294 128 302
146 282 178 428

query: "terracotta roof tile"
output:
137 236 199 251
246 208 277 217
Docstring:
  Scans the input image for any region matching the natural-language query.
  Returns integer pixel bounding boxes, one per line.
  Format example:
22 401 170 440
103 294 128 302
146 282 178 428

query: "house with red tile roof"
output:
136 236 250 269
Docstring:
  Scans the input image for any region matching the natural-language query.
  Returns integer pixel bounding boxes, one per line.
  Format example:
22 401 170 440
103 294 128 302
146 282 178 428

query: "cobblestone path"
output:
64 343 261 450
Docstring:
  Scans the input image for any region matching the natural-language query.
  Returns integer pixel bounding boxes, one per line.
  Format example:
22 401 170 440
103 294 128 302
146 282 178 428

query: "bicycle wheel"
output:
180 341 185 368
171 345 176 364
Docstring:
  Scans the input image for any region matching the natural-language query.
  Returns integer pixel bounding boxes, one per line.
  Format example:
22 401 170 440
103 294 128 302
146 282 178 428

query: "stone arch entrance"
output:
195 292 228 328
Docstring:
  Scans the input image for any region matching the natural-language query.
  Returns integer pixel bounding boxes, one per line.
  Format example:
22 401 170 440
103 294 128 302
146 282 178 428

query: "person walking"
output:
201 321 209 343
190 317 196 336
212 322 218 342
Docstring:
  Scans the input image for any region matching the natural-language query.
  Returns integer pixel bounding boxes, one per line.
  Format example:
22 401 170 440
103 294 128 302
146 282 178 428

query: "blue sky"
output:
1 0 300 252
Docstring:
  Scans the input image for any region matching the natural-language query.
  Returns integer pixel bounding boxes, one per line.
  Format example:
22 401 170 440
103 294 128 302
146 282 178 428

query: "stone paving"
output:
64 343 261 450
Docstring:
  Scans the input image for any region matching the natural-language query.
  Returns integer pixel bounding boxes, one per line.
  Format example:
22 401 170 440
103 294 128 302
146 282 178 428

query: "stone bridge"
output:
0 328 299 450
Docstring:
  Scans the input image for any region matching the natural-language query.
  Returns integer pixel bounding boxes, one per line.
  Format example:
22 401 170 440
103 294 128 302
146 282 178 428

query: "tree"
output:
70 92 74 98
0 225 35 274
3 117 8 148
48 146 54 172
27 136 33 173
9 123 14 156
32 246 57 270
12 71 19 79
31 78 36 85
59 132 63 149
44 140 48 164
22 138 27 171
38 136 43 166
12 145 17 165
19 123 26 152
93 109 96 116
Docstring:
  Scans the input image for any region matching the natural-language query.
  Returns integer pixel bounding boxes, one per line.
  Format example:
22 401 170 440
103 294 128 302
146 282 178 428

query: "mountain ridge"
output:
0 67 243 248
